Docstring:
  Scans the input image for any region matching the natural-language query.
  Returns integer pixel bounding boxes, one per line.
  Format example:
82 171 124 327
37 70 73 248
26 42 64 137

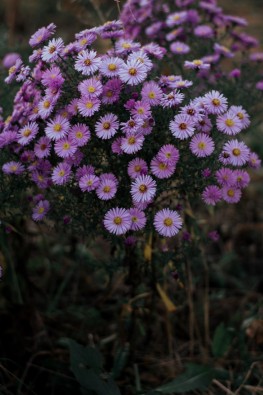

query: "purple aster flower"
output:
74 50 101 75
120 117 143 134
77 96 100 117
170 41 190 55
215 168 235 186
128 158 148 179
141 43 167 59
38 96 56 119
78 77 103 98
229 68 241 78
131 100 151 120
2 52 21 68
42 38 64 62
118 59 147 85
51 162 72 185
214 43 234 58
103 207 131 235
150 157 176 179
161 90 184 108
34 136 51 158
102 78 122 104
166 27 184 42
222 186 242 203
115 39 141 54
196 116 212 133
228 106 250 128
75 32 97 50
203 90 228 115
79 174 100 192
141 81 163 106
208 230 220 242
157 144 180 165
121 133 144 154
216 111 243 135
248 152 261 169
223 140 250 166
18 122 39 145
256 81 263 91
5 58 23 84
41 66 64 89
180 103 205 123
95 113 119 139
99 20 124 39
194 25 214 38
54 137 78 158
189 133 215 157
127 50 153 71
96 176 118 200
29 25 55 47
32 200 50 221
129 208 146 231
170 114 195 140
68 124 90 147
184 59 210 70
2 161 25 175
131 174 157 203
173 79 193 89
111 137 124 155
76 164 95 180
45 115 70 140
249 52 263 62
64 150 84 167
232 169 250 188
166 11 188 27
202 185 222 205
100 56 124 77
154 209 182 237
202 168 211 178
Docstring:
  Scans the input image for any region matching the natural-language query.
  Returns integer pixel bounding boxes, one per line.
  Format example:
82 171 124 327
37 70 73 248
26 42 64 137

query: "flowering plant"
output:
0 21 260 240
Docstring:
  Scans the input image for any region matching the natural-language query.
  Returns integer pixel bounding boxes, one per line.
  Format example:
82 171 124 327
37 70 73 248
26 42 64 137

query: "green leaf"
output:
154 364 215 393
212 323 233 358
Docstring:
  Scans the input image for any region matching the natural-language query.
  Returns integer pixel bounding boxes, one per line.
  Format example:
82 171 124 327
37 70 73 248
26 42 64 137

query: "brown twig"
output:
235 362 261 394
212 379 235 395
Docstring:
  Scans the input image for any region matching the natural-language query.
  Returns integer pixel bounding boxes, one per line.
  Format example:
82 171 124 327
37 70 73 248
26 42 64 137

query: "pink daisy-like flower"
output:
118 59 147 85
52 162 72 185
202 185 222 205
18 122 39 145
78 77 103 98
111 137 124 155
131 100 151 120
128 158 148 179
157 144 180 165
170 114 195 140
131 174 156 203
103 207 131 235
102 78 122 104
32 200 50 222
216 111 243 135
79 174 100 192
96 177 118 200
232 169 250 188
121 133 145 154
194 25 214 38
173 79 193 89
115 39 141 54
222 186 242 203
215 168 235 186
2 161 25 175
76 165 95 180
228 105 250 128
170 41 190 55
128 50 153 71
67 98 79 116
42 38 64 62
180 103 205 123
100 56 123 77
150 157 176 179
154 209 182 237
75 50 101 76
189 133 215 157
95 113 119 139
54 137 78 158
196 116 212 134
203 90 228 115
129 208 146 231
222 139 250 166
29 26 55 47
77 96 100 117
120 118 143 134
184 59 210 70
166 11 188 27
45 115 70 140
41 66 64 89
141 81 163 106
34 136 51 158
161 90 184 108
38 96 56 119
248 152 261 169
68 124 90 147
214 43 234 58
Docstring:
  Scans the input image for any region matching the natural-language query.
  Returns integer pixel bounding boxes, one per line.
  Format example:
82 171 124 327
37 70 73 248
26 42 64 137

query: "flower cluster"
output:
120 0 263 94
0 22 260 239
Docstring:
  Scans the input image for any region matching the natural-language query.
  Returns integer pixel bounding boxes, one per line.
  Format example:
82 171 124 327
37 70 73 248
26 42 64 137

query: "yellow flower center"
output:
225 119 234 127
54 124 62 132
132 216 138 222
122 43 131 49
84 59 91 66
212 98 220 106
129 68 137 76
76 131 83 139
103 186 111 193
237 112 244 120
38 207 45 214
106 90 113 97
134 165 141 172
193 59 202 66
108 63 117 71
164 218 173 226
198 142 206 149
38 175 44 181
148 91 156 99
128 136 136 144
80 38 87 45
137 57 144 63
49 45 56 54
179 122 187 130
88 86 95 93
137 108 144 114
11 165 18 171
59 170 65 177
86 102 93 109
227 189 235 197
43 100 50 109
63 143 70 150
9 66 16 75
139 184 147 193
232 148 241 156
87 180 93 186
103 122 111 130
159 163 167 170
114 216 122 224
23 129 31 137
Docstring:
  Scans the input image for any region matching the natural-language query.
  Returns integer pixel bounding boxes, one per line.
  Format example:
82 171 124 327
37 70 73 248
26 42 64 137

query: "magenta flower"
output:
170 114 195 140
131 174 157 203
189 133 215 157
95 113 119 139
2 161 25 175
129 208 146 231
78 77 103 98
32 200 50 221
215 168 235 187
18 122 39 145
77 96 101 117
222 186 242 203
214 43 234 58
194 25 214 38
180 103 205 123
101 78 122 104
154 209 182 237
68 124 91 147
157 144 180 165
103 207 131 235
38 96 56 119
203 90 228 115
141 81 163 106
121 133 144 154
45 115 70 140
229 105 250 128
128 50 153 71
166 11 188 27
76 165 95 180
96 177 118 200
232 169 250 188
216 111 243 135
118 59 147 85
74 49 101 75
79 174 100 192
54 138 78 158
29 25 55 47
120 117 143 134
170 41 190 55
34 136 51 158
51 162 72 185
100 56 123 77
41 66 64 89
248 152 261 169
184 59 210 70
115 39 141 54
150 157 176 179
128 158 148 179
222 139 250 166
202 185 222 205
